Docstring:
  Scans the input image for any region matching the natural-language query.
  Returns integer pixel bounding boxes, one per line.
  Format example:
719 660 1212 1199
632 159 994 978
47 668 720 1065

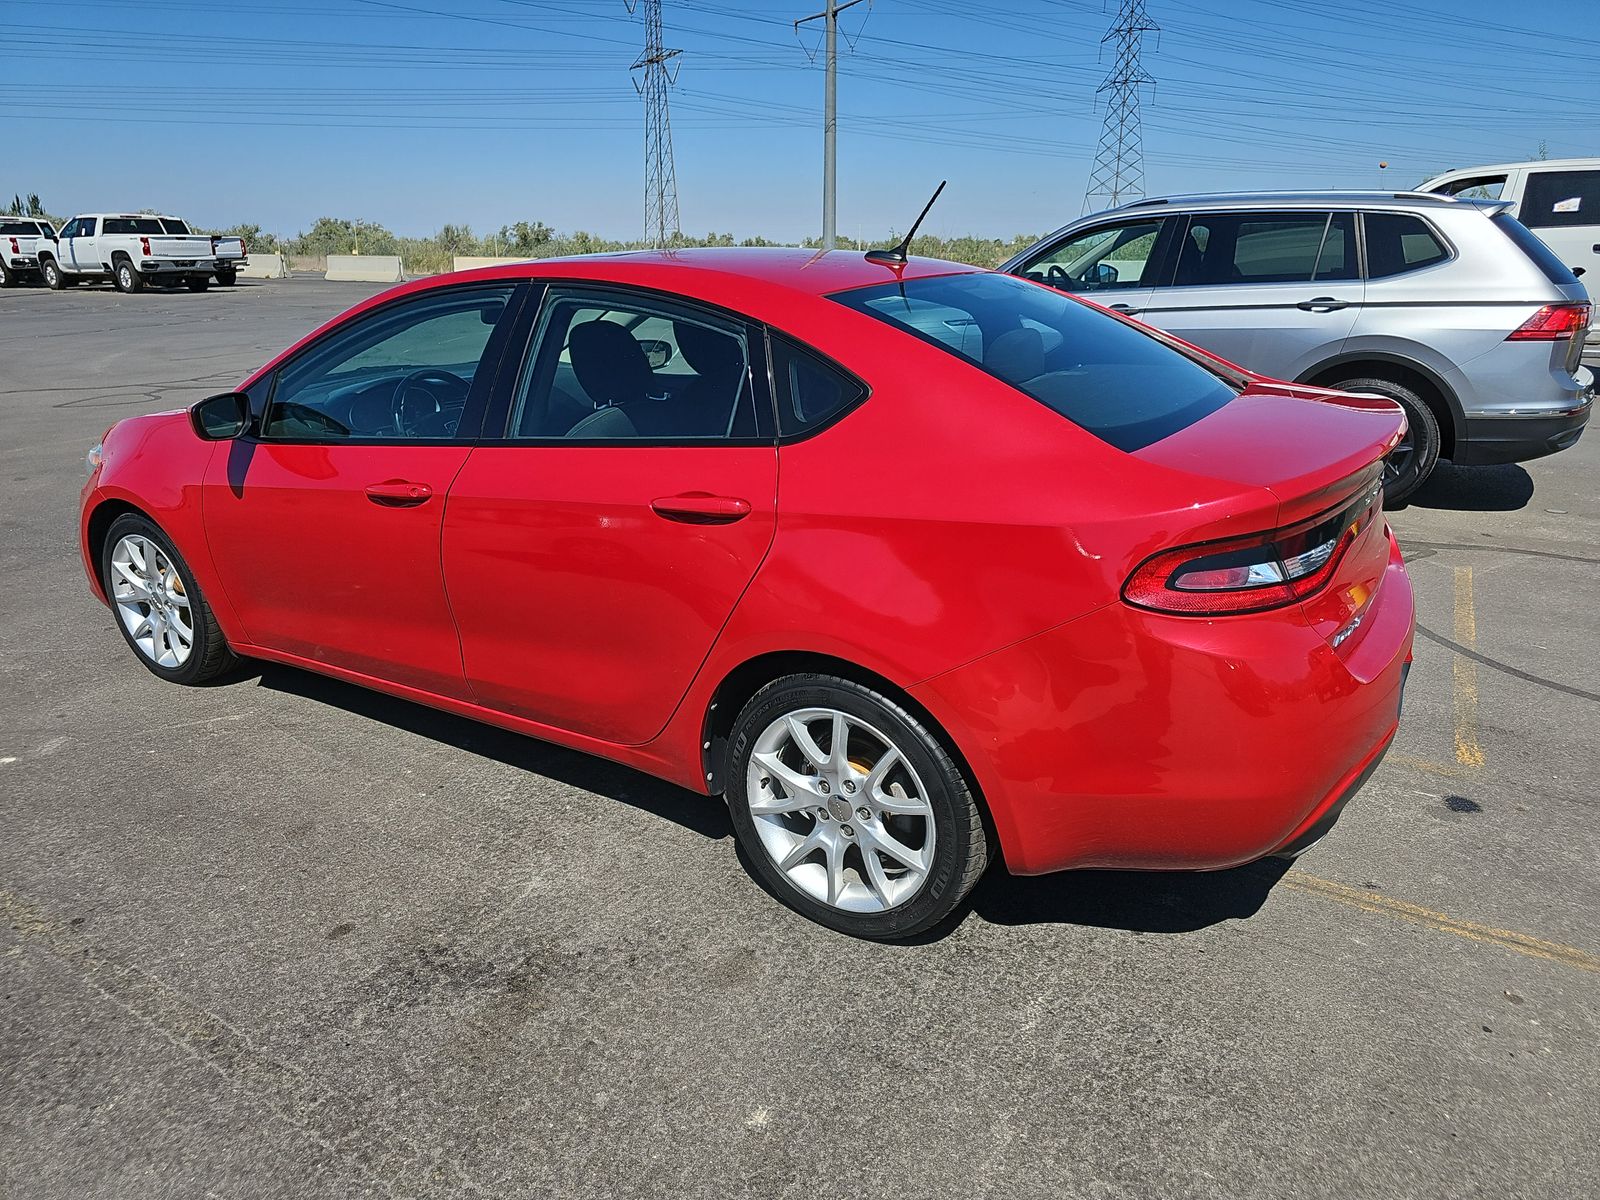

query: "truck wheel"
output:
0 260 15 288
185 275 210 292
41 257 65 290
113 258 144 294
214 268 237 287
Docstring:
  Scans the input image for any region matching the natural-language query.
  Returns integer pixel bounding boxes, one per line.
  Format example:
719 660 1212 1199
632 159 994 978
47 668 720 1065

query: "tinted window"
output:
1492 213 1581 286
1432 174 1506 200
264 285 514 441
68 218 95 236
160 219 191 234
102 217 165 235
0 220 42 235
511 289 762 441
1521 170 1600 229
1174 213 1354 285
831 273 1237 452
770 334 867 437
1364 213 1450 278
1020 218 1167 293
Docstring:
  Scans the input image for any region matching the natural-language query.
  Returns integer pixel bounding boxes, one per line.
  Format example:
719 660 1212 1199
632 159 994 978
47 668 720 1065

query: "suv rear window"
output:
1492 213 1581 287
1364 213 1450 278
830 272 1237 452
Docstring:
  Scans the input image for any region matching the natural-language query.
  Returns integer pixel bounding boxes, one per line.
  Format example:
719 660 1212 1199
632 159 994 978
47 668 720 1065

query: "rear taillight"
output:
1123 481 1382 616
240 240 248 255
211 236 219 254
139 237 151 256
1507 303 1590 340
7 237 16 254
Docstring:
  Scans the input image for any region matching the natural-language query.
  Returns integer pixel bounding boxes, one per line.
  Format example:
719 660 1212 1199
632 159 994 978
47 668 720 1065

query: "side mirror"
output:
639 338 674 370
190 391 252 440
1089 262 1120 286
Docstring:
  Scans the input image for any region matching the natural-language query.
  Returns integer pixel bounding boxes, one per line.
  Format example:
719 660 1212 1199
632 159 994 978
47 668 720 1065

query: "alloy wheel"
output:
745 707 936 913
109 533 194 669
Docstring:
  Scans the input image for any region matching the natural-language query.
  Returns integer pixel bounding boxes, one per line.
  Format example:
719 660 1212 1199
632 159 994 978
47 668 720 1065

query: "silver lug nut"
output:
840 824 854 838
843 780 856 794
817 780 830 794
856 807 870 821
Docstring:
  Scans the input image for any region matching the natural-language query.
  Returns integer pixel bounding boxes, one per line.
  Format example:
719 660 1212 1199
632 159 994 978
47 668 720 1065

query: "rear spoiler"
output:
1455 198 1516 218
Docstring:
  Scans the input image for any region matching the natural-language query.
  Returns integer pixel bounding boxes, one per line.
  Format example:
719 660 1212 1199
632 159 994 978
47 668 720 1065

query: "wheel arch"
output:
700 650 1003 862
86 497 152 586
1298 351 1462 458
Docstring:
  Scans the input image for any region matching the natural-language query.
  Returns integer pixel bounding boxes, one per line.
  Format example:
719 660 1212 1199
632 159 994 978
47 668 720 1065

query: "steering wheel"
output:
1045 264 1072 288
391 369 467 437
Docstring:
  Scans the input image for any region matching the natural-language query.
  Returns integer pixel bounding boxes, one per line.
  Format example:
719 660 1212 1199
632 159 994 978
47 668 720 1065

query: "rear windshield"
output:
829 272 1237 451
160 218 190 234
103 217 167 235
0 220 41 235
1493 213 1581 287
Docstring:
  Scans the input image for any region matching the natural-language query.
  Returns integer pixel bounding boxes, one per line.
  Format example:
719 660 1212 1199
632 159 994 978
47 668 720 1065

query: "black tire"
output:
0 259 14 288
100 513 236 685
725 674 988 940
113 256 143 294
40 256 64 290
1331 375 1441 506
214 267 237 287
185 275 210 292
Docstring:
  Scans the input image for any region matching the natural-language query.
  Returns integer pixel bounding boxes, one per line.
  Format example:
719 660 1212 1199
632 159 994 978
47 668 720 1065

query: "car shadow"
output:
248 664 733 843
1403 461 1534 512
243 662 1294 940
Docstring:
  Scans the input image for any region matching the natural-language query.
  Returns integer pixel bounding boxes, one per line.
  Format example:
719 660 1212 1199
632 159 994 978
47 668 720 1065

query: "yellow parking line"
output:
1452 566 1485 768
1284 871 1599 974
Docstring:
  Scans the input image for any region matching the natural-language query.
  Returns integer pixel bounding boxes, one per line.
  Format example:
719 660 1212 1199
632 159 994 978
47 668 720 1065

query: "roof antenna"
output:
864 180 946 266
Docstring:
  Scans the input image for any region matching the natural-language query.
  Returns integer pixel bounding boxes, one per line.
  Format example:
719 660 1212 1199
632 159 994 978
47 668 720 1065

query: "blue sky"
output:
1 0 1590 241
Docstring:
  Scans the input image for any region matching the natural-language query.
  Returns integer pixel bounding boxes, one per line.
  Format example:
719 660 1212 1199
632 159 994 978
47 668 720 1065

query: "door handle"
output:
1297 297 1350 312
1109 302 1142 315
364 479 434 506
650 493 752 524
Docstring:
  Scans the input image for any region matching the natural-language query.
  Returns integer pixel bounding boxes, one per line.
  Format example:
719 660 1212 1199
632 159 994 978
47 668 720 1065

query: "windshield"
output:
160 218 191 234
830 272 1238 452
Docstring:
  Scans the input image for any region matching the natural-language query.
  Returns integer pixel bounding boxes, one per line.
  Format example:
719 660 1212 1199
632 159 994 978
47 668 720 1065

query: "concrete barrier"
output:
325 254 405 283
236 253 287 279
452 255 530 272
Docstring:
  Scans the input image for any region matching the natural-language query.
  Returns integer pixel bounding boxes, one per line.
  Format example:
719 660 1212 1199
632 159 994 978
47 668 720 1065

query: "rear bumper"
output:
912 532 1414 876
1455 395 1591 465
138 259 227 274
3 255 39 269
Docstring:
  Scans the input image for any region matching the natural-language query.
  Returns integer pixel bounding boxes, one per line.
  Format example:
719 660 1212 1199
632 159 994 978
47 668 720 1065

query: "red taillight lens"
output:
1123 481 1382 616
240 240 248 255
1507 303 1590 340
7 237 16 254
139 237 151 256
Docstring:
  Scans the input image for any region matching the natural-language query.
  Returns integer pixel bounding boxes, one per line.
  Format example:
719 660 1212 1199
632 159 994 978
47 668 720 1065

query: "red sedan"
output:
79 249 1413 939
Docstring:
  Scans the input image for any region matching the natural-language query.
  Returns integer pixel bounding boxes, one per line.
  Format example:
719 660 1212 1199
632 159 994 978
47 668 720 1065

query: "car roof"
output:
445 247 979 298
72 213 182 220
1424 157 1600 176
1107 191 1484 214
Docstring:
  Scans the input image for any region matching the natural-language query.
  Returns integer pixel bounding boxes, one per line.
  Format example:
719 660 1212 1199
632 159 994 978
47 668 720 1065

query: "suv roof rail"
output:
1123 197 1169 207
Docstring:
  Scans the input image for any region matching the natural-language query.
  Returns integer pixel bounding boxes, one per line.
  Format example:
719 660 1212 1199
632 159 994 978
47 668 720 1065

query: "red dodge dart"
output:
80 249 1413 939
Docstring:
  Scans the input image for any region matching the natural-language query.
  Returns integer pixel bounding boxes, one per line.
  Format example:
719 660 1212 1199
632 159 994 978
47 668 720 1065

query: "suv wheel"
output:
1331 375 1440 506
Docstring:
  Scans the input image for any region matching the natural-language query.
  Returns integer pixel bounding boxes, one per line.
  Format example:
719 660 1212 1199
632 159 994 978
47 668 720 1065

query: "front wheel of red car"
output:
100 513 236 685
726 675 988 940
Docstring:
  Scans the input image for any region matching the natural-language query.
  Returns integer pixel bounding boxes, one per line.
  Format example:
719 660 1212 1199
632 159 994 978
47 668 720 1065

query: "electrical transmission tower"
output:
625 0 682 247
1083 0 1159 213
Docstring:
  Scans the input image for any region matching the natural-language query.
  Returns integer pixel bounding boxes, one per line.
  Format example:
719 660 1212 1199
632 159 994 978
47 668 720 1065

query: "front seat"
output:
565 319 652 437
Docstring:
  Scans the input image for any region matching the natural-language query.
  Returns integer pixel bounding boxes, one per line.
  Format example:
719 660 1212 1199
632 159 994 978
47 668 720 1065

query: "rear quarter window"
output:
830 272 1237 452
1364 213 1451 278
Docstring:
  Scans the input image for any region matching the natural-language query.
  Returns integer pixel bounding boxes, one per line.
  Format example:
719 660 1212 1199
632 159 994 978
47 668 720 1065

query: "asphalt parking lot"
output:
2 276 1597 1199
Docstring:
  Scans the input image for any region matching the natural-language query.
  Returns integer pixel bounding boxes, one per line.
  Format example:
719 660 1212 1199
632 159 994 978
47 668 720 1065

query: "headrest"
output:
569 320 651 406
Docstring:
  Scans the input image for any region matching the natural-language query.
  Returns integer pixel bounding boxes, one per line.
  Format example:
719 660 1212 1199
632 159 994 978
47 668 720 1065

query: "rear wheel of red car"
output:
100 513 235 685
726 675 988 940
1333 375 1440 507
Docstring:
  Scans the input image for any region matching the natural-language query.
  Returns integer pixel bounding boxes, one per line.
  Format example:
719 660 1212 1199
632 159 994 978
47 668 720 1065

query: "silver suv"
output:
1001 192 1593 502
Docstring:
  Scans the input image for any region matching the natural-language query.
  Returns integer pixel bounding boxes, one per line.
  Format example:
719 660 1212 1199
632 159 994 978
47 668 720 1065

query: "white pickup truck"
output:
0 217 57 286
37 213 248 293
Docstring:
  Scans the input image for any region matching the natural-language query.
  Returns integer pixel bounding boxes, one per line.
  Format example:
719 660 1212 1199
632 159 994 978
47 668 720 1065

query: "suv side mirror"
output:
190 392 252 440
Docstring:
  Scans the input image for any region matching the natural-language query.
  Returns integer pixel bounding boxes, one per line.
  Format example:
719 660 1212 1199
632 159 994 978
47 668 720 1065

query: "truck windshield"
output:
829 272 1237 452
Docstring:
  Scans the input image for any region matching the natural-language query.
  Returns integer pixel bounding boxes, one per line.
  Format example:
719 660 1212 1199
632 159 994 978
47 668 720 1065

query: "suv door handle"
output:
650 493 752 524
364 480 434 505
1297 297 1350 312
1108 302 1142 315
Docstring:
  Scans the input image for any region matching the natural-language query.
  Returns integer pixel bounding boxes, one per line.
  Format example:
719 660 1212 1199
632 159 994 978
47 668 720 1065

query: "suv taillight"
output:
1507 303 1590 340
139 237 151 256
1123 481 1382 616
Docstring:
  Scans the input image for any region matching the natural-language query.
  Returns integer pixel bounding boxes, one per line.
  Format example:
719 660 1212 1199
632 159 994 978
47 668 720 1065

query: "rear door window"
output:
831 272 1236 452
1520 170 1600 229
1363 213 1451 278
1172 212 1355 286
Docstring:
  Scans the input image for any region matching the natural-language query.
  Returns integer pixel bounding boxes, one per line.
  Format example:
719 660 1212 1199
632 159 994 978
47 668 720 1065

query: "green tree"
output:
25 194 42 217
8 195 19 216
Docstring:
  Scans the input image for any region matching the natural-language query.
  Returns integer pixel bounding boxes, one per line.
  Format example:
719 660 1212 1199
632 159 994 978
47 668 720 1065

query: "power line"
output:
625 0 682 247
1083 0 1158 212
795 0 866 251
